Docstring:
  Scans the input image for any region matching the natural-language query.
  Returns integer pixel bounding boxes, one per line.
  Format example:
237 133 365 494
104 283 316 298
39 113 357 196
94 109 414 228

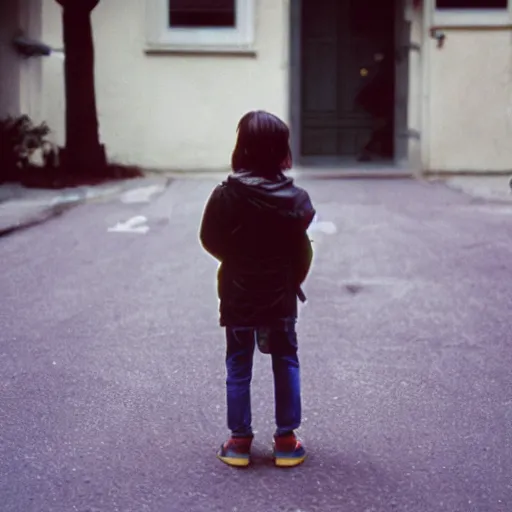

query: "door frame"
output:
289 0 418 170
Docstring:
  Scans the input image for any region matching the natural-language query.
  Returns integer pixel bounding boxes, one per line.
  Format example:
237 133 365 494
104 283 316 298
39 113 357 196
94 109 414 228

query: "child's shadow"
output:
249 444 277 468
240 444 403 510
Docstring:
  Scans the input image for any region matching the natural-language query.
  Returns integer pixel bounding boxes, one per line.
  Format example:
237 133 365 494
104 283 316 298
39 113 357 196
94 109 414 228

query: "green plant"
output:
0 115 52 176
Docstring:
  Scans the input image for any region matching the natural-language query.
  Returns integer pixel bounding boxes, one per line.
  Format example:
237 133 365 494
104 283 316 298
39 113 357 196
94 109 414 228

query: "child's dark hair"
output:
231 110 292 174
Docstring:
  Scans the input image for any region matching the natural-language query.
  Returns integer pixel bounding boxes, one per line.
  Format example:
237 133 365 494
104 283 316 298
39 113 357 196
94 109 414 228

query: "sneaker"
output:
217 436 253 467
272 432 306 467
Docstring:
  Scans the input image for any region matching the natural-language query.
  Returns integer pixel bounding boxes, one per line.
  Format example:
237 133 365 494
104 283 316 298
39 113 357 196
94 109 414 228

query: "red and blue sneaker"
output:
217 436 253 467
273 432 306 467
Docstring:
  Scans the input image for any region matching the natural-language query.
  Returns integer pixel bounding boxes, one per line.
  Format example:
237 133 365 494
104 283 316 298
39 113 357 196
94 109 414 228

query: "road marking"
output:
108 215 149 234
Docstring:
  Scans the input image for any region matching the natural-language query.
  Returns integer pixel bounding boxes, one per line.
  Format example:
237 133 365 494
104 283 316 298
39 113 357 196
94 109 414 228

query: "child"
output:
199 111 315 468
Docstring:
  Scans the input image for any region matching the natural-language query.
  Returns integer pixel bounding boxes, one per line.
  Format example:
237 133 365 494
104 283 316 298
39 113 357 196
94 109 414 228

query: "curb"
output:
424 170 512 178
0 200 78 238
291 171 414 180
144 169 416 180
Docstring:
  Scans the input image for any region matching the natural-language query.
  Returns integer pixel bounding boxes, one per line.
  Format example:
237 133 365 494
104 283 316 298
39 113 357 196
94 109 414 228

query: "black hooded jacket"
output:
200 170 316 327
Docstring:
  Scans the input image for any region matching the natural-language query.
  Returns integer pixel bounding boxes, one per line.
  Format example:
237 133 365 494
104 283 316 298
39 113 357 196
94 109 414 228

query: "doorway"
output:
291 0 408 167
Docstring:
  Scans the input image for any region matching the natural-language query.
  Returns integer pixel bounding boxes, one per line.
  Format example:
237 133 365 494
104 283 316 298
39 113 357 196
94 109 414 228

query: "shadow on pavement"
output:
218 446 403 512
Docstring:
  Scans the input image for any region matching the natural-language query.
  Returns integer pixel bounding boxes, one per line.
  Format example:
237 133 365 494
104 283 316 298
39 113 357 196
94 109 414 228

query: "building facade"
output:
1 0 512 174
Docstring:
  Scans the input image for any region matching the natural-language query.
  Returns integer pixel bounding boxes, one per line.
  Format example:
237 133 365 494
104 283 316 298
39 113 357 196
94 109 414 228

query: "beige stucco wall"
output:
426 29 512 172
20 2 512 173
41 0 289 171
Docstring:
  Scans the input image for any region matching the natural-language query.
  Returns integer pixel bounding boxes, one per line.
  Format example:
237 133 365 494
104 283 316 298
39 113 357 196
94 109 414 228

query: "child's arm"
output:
199 185 229 261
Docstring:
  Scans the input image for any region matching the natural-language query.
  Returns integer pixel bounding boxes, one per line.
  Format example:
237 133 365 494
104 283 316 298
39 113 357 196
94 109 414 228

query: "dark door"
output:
300 0 395 159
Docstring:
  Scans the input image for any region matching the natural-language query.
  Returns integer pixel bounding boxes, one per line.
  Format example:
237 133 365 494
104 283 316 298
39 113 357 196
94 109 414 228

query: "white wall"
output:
41 0 289 171
38 1 512 173
0 0 45 121
19 0 45 123
426 30 512 172
0 0 22 118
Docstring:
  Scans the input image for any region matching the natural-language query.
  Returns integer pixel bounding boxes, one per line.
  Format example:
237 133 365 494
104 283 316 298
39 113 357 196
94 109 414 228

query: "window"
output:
146 0 255 53
169 0 236 28
436 0 507 8
433 0 510 25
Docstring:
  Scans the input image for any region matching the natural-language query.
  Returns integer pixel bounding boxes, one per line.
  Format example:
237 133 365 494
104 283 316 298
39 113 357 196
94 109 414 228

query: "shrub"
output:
0 115 55 180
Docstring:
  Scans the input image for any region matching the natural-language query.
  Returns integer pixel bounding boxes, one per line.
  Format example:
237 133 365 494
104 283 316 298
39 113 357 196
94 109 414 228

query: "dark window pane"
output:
169 0 236 28
437 0 506 8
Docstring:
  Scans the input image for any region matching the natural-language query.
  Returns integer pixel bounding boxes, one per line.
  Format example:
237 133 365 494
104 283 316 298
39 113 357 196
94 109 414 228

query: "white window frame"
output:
145 0 255 53
432 0 512 26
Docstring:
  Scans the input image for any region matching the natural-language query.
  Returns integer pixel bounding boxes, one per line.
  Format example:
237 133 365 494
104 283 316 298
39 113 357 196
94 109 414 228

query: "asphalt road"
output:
1 176 511 512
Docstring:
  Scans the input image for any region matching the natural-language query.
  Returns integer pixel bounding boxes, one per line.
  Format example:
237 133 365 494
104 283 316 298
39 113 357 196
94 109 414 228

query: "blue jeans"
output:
225 319 301 438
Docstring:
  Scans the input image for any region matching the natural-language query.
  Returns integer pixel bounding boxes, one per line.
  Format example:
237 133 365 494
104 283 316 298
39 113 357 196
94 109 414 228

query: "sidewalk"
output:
0 177 171 237
434 175 512 203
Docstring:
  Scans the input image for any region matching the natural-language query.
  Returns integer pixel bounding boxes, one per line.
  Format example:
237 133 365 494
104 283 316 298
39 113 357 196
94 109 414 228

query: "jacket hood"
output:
224 170 315 229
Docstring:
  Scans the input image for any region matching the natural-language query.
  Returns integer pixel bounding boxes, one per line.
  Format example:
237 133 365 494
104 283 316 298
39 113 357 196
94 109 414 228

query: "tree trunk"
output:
57 0 106 175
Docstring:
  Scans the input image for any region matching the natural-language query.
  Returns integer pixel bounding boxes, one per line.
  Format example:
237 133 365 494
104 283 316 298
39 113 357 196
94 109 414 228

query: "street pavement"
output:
1 176 511 512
